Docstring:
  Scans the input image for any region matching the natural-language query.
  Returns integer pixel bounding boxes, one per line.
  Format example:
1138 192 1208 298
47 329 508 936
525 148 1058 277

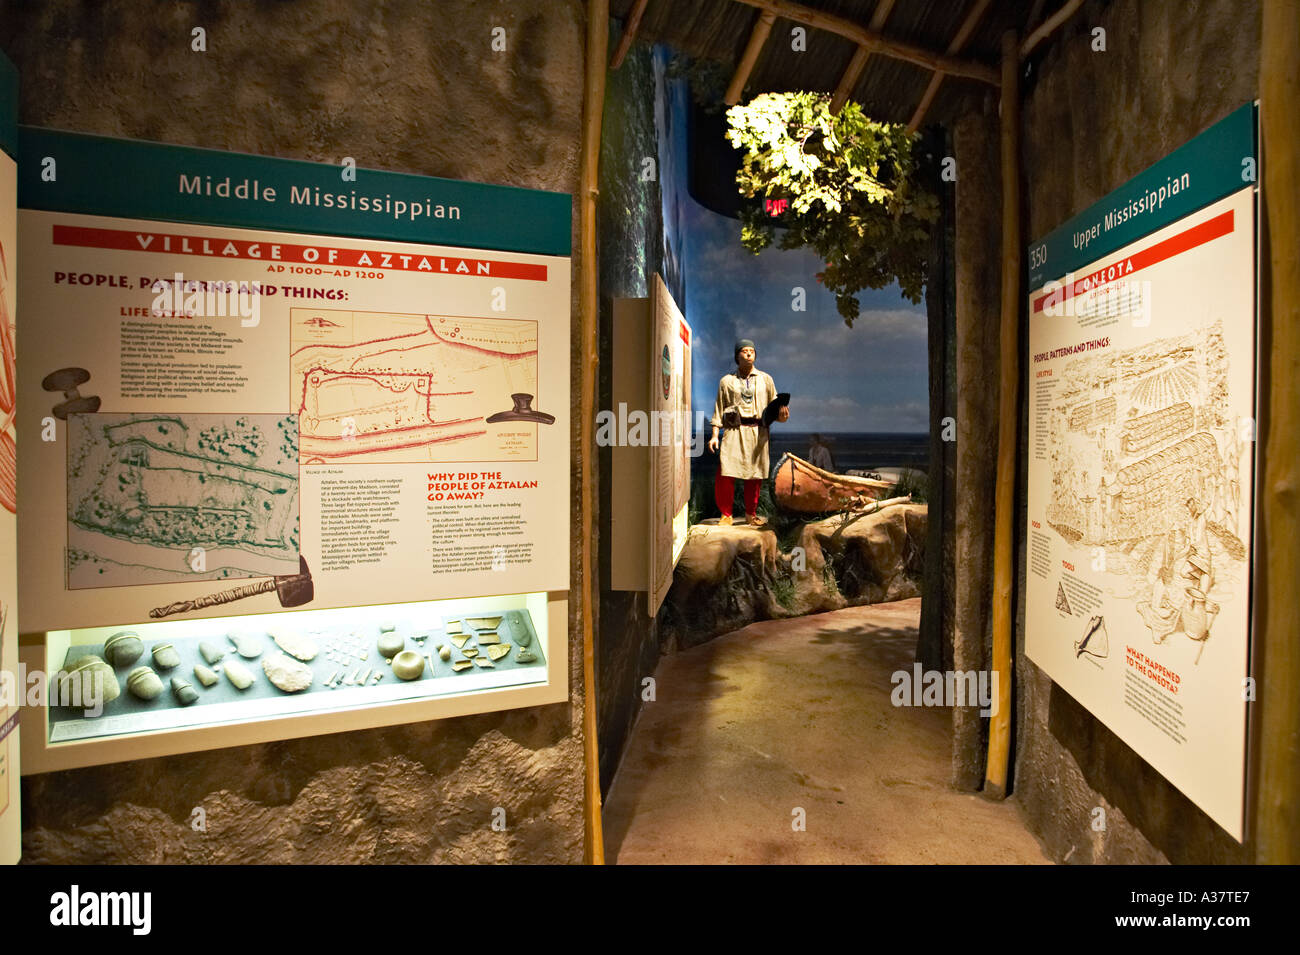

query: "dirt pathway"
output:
604 598 1050 864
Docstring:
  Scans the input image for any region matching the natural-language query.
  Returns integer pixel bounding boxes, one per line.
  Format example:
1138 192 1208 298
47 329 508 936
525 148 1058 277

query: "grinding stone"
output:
198 641 226 665
272 630 319 662
171 677 199 706
227 631 263 658
103 631 144 668
151 642 181 670
224 658 255 690
263 652 313 692
126 666 164 700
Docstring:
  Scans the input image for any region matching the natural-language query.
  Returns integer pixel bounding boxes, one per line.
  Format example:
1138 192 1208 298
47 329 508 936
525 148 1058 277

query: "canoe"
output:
772 452 897 514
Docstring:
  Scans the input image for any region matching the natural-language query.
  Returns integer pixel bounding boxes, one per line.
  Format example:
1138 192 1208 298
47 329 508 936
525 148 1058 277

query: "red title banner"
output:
51 225 548 281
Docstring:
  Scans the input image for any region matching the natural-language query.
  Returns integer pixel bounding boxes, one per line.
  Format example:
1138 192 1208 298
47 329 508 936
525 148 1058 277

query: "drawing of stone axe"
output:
149 556 314 619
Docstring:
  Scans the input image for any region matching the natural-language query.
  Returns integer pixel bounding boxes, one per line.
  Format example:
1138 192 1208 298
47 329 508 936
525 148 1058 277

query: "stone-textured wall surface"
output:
665 504 926 648
1013 0 1259 864
596 33 665 795
4 0 590 864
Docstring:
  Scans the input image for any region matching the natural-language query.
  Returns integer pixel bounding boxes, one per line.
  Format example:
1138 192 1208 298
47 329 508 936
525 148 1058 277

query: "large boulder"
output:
663 504 927 649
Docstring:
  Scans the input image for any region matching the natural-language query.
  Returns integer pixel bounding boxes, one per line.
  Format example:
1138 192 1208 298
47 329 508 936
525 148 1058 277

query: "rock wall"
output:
4 0 590 864
1012 0 1259 864
665 504 927 649
595 32 666 794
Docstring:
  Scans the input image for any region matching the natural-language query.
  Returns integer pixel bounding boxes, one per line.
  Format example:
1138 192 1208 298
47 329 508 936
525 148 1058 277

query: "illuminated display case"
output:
13 129 573 776
21 592 566 772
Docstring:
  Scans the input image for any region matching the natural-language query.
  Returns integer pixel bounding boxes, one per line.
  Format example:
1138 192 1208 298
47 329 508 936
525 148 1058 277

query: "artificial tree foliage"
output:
725 91 938 325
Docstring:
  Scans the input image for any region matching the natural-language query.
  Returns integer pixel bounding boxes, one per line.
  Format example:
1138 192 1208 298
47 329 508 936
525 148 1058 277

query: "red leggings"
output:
716 473 761 517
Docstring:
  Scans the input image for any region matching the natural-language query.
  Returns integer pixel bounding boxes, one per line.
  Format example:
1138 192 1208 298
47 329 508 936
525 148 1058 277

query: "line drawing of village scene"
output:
290 309 544 464
1043 320 1249 666
66 413 300 589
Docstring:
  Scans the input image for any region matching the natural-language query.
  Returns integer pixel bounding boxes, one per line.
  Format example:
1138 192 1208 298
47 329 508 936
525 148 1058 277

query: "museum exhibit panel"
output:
1024 103 1259 840
13 127 573 773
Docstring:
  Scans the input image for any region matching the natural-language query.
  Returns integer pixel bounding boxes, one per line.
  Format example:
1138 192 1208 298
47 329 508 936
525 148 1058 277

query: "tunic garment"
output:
711 366 778 480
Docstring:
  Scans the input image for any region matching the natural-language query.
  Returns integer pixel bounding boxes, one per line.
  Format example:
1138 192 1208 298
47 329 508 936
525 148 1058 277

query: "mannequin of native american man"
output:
708 338 790 526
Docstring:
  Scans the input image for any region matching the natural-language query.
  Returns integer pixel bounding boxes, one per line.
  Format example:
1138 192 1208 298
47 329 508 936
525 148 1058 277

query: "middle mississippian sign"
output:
18 128 571 632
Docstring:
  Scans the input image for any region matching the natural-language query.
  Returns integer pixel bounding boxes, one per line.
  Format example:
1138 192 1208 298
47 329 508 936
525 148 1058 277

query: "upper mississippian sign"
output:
18 127 572 256
1027 102 1256 291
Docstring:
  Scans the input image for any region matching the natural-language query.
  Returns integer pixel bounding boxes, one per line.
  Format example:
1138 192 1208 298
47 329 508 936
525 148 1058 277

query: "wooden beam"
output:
610 0 650 70
907 0 992 132
580 0 608 866
725 9 777 105
829 0 895 114
831 45 872 114
984 29 1019 799
731 0 1000 87
1257 0 1300 865
1019 0 1084 60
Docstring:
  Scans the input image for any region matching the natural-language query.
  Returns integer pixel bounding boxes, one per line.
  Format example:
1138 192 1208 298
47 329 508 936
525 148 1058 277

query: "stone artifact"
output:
452 660 474 672
487 644 512 662
379 621 396 632
377 631 405 658
198 641 226 665
171 677 199 706
224 658 255 690
477 631 500 645
467 616 503 630
227 631 264 658
58 655 121 706
516 648 537 664
272 631 319 662
103 631 144 668
437 644 452 661
263 652 313 693
151 642 181 670
461 647 479 658
472 658 495 668
391 650 425 681
193 664 219 687
126 666 164 701
485 393 555 425
514 627 532 648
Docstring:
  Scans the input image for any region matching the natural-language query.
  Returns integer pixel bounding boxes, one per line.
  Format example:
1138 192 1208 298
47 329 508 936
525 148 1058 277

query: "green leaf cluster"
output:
725 92 938 324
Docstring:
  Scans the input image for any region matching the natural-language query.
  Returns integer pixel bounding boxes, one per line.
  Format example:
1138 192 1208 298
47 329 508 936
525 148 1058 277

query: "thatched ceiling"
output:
610 0 1043 125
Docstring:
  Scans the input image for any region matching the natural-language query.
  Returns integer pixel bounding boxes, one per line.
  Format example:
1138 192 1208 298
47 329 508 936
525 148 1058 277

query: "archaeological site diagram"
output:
66 413 300 589
290 309 543 465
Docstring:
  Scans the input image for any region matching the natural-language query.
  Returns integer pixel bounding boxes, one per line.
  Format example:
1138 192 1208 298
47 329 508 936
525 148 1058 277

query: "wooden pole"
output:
610 0 650 70
580 0 608 865
907 0 992 132
725 9 776 105
829 0 896 114
1257 0 1300 865
984 29 1019 798
730 0 1000 87
1019 0 1084 60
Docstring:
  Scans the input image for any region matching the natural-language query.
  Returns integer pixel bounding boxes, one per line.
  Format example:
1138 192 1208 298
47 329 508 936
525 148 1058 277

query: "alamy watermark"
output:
594 405 710 456
151 272 262 327
891 663 999 717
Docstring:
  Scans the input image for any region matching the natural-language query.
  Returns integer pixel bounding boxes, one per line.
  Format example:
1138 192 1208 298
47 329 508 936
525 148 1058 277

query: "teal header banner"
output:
1027 102 1256 291
18 126 572 256
0 52 16 160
